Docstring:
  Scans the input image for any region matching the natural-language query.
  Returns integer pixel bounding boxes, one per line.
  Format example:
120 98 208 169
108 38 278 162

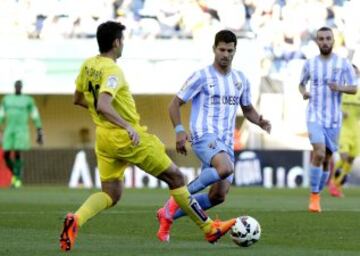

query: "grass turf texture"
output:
0 187 359 256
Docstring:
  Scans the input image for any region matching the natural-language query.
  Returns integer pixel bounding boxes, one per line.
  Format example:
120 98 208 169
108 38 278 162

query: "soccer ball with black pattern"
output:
230 216 261 247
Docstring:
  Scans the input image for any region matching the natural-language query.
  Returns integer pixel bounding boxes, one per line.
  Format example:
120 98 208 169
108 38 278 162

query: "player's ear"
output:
113 38 120 49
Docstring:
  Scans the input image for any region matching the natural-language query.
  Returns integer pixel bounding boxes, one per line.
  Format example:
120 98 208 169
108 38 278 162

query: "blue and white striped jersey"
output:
300 53 357 128
177 65 252 148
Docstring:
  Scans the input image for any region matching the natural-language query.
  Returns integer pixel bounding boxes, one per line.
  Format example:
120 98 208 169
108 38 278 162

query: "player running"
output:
329 64 360 197
59 21 235 252
299 27 357 212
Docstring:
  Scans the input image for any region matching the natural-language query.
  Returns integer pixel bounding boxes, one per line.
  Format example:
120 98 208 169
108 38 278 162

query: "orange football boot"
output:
60 213 79 251
308 193 321 213
205 218 236 243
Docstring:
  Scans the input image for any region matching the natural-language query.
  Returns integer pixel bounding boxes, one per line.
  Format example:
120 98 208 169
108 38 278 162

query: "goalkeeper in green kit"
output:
0 80 43 188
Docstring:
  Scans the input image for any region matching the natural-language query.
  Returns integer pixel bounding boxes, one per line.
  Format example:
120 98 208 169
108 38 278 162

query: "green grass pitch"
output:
0 186 359 256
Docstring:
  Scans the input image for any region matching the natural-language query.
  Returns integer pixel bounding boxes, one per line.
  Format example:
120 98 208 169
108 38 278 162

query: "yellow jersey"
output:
75 56 140 129
341 89 360 128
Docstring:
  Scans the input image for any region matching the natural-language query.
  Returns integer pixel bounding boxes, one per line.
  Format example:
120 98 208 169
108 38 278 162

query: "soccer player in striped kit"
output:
157 30 271 242
299 27 357 212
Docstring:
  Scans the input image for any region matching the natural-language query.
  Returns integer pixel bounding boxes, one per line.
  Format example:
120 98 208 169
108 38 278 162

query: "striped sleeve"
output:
240 76 252 106
343 59 357 86
300 60 310 86
177 71 203 102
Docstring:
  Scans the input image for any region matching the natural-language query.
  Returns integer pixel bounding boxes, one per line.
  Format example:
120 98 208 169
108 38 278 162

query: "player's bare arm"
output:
97 92 139 145
241 105 271 133
168 96 189 155
328 84 357 94
73 90 89 109
299 85 310 100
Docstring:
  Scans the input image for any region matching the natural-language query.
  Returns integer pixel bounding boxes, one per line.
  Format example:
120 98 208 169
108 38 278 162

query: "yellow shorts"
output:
95 126 172 182
339 127 360 157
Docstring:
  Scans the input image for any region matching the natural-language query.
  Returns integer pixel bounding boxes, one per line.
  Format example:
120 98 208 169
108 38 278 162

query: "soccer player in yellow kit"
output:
329 64 360 197
59 21 235 251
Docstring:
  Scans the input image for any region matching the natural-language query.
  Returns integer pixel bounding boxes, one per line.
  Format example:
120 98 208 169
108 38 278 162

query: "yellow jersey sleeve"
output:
99 66 125 97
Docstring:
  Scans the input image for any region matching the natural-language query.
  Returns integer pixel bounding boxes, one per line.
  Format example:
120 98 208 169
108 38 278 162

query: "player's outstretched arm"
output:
241 104 271 134
168 96 189 155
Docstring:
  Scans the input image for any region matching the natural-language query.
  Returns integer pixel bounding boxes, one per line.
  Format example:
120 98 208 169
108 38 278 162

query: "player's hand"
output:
258 115 271 134
126 125 140 146
328 83 339 92
176 131 189 155
302 92 310 100
36 128 44 145
343 111 348 119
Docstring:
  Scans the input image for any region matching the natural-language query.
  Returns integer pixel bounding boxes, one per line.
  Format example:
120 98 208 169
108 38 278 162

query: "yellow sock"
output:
75 192 113 227
170 186 212 233
334 162 351 186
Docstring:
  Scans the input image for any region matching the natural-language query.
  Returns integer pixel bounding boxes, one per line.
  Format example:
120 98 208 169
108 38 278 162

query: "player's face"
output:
316 30 334 56
15 82 22 95
213 42 236 69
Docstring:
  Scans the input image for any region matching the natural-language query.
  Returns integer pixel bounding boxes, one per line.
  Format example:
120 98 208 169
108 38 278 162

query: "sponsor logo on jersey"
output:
235 81 242 90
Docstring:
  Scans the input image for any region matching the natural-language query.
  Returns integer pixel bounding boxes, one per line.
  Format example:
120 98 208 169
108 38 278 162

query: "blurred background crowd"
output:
1 0 360 78
1 0 360 150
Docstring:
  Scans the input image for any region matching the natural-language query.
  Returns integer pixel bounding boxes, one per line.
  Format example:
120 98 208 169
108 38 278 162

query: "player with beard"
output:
299 27 357 212
156 30 271 242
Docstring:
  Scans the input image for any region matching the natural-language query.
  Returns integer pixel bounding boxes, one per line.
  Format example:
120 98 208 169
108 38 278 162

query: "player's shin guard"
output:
318 170 330 191
13 159 24 187
170 186 212 233
173 193 213 220
310 165 322 193
75 192 113 227
187 167 221 194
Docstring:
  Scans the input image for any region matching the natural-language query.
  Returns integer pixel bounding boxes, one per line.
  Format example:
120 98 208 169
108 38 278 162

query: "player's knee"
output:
217 165 234 179
158 166 185 189
313 150 325 164
169 169 185 188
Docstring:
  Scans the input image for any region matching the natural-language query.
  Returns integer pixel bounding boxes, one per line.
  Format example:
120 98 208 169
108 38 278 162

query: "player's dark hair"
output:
96 21 126 53
214 30 237 47
316 26 333 37
14 80 22 87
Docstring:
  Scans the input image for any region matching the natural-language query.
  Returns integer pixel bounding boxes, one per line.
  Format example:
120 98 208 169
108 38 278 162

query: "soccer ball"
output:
230 216 261 247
